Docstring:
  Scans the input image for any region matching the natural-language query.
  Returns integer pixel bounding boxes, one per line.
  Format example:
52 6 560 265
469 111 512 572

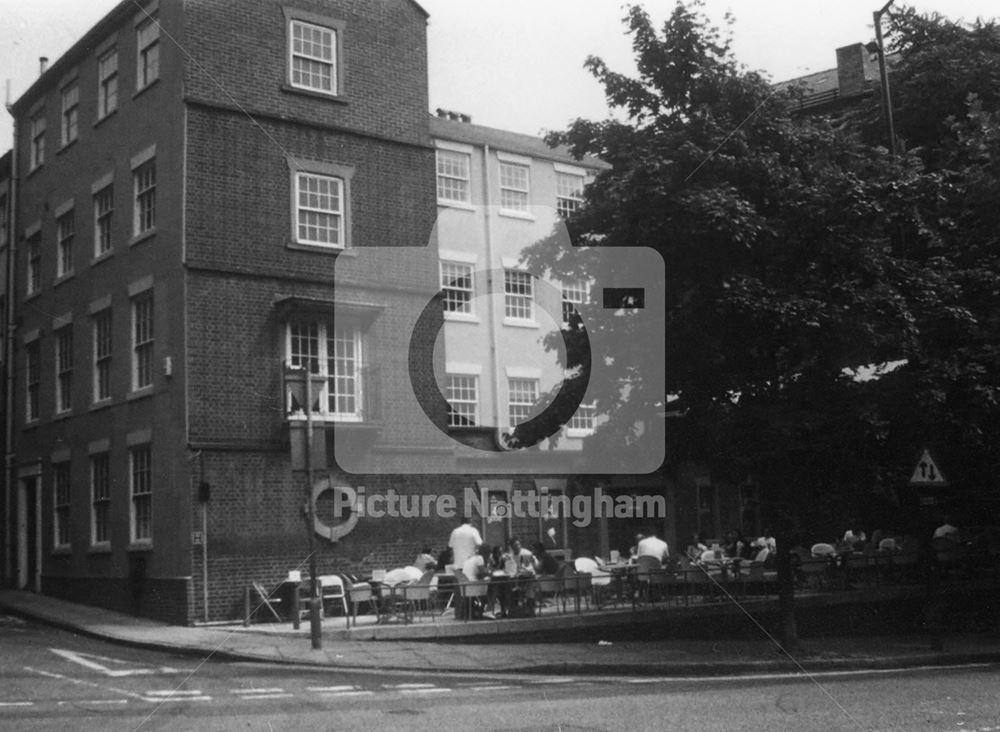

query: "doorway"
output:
17 476 42 592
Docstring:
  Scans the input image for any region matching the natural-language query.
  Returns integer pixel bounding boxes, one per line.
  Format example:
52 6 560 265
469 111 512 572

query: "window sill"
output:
498 209 536 222
280 83 348 104
132 77 159 100
93 109 117 128
88 544 112 554
130 229 156 247
288 413 362 424
52 546 72 556
26 164 43 179
128 542 153 552
53 410 74 421
566 428 595 439
437 199 475 211
22 420 40 430
90 399 113 412
503 318 540 329
287 240 346 254
91 249 114 267
57 138 78 155
127 387 154 402
443 312 480 324
53 272 75 288
24 290 42 303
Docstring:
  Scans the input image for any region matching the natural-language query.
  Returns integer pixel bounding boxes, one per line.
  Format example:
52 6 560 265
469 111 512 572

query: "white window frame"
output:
504 269 534 323
56 211 75 278
90 452 111 547
30 113 46 170
53 461 72 549
133 159 156 236
94 185 114 256
294 172 344 248
507 377 540 428
26 340 40 422
97 49 119 118
566 402 597 438
61 84 79 147
129 444 153 544
55 327 73 414
440 260 475 317
499 161 530 213
561 279 589 326
556 170 585 218
446 374 479 427
436 149 471 205
288 18 339 95
93 310 112 403
136 16 160 90
26 234 41 297
287 321 363 422
131 294 154 391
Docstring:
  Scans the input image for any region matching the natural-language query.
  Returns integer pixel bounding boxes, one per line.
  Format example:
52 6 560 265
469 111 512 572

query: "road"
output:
2 612 999 731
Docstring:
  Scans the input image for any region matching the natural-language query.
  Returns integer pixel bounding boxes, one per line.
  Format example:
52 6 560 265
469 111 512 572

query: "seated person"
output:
532 542 560 575
933 516 961 542
685 533 708 562
413 547 437 572
462 544 491 581
435 547 453 572
636 532 670 564
722 530 748 559
502 537 539 577
628 534 645 562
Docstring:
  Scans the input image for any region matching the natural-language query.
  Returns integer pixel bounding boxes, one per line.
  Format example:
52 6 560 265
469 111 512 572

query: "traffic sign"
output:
909 449 948 486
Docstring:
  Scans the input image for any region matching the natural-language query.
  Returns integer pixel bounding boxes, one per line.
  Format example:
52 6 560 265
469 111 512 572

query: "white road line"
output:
318 691 374 698
235 693 295 700
25 666 149 702
0 702 33 707
307 685 357 692
382 683 436 689
145 690 206 697
232 687 286 694
141 696 212 703
626 678 671 684
466 685 516 692
400 688 451 695
57 699 128 706
533 678 575 684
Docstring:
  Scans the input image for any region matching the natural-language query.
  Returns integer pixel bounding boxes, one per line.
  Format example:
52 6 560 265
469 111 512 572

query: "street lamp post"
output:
873 0 898 157
303 368 323 650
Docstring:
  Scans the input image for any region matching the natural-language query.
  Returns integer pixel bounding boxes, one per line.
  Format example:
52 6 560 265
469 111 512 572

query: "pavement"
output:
2 587 1000 677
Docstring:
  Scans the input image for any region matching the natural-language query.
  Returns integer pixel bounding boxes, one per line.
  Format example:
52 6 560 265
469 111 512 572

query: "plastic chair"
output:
534 575 564 615
318 574 349 618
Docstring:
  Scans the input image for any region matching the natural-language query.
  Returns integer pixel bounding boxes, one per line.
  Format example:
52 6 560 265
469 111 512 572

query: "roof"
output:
429 115 610 171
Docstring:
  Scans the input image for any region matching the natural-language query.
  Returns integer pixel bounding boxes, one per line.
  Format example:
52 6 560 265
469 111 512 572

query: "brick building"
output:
1 0 454 624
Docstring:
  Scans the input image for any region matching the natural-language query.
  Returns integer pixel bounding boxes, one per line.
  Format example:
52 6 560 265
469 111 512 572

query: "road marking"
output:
232 687 286 694
318 691 374 698
236 693 295 700
466 685 516 692
0 702 33 707
400 688 451 695
26 666 149 702
382 683 436 689
533 678 575 684
57 699 128 706
307 685 356 692
145 690 206 697
49 648 180 677
141 695 212 703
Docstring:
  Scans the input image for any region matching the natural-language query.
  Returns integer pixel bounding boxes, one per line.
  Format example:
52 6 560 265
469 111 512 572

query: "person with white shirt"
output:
448 517 483 571
636 532 669 564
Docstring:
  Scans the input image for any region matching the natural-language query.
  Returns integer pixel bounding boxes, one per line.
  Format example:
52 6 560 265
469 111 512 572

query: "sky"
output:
0 0 998 145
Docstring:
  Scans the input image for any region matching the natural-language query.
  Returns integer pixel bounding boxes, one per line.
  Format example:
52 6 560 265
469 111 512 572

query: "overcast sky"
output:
1 0 998 145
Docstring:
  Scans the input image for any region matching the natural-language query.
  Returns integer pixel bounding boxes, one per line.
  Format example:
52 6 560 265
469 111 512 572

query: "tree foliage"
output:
524 1 1000 532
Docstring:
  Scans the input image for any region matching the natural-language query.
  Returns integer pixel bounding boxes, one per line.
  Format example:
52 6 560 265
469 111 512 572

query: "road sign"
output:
909 449 948 486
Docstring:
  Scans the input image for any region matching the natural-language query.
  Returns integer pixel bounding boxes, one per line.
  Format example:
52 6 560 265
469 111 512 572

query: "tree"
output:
523 2 1000 646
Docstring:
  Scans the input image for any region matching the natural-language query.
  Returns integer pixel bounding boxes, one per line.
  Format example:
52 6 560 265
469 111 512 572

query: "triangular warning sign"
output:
909 449 948 486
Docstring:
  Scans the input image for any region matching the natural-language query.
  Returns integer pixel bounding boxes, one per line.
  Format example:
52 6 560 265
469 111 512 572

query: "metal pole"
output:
304 369 322 649
873 1 898 157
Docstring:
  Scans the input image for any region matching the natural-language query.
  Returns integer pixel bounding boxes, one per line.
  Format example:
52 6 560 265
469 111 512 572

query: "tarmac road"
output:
3 613 1000 731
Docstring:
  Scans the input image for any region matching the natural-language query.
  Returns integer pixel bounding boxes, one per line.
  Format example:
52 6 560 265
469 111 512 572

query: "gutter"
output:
4 104 18 584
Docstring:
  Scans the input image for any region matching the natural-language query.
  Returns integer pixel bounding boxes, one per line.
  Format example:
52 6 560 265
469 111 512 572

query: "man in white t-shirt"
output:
448 517 483 570
636 533 669 564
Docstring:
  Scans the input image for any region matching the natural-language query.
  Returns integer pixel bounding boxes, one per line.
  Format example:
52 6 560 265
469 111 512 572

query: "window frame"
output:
93 310 112 403
287 158 354 250
440 260 475 317
284 10 345 98
507 377 540 429
56 210 75 278
561 279 589 326
131 294 154 392
55 327 74 414
136 16 160 91
294 172 343 248
436 149 472 205
555 170 585 218
94 184 114 257
498 161 530 213
53 461 72 549
26 233 41 297
286 320 364 422
29 112 46 170
446 373 479 427
90 452 111 547
97 48 119 119
566 401 597 437
129 444 153 544
503 269 534 323
60 83 80 147
25 340 40 423
133 159 156 237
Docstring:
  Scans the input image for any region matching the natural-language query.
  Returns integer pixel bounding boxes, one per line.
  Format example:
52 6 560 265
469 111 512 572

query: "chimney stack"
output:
39 57 49 75
835 43 875 98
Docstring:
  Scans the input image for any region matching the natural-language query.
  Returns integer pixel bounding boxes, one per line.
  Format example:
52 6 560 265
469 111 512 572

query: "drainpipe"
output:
4 101 19 584
481 144 504 453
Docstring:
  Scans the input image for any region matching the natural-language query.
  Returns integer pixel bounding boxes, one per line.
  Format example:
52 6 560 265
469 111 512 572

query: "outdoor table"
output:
489 572 535 618
369 581 409 624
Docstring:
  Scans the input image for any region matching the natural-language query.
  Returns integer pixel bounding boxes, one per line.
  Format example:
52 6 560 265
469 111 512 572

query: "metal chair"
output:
345 580 373 629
